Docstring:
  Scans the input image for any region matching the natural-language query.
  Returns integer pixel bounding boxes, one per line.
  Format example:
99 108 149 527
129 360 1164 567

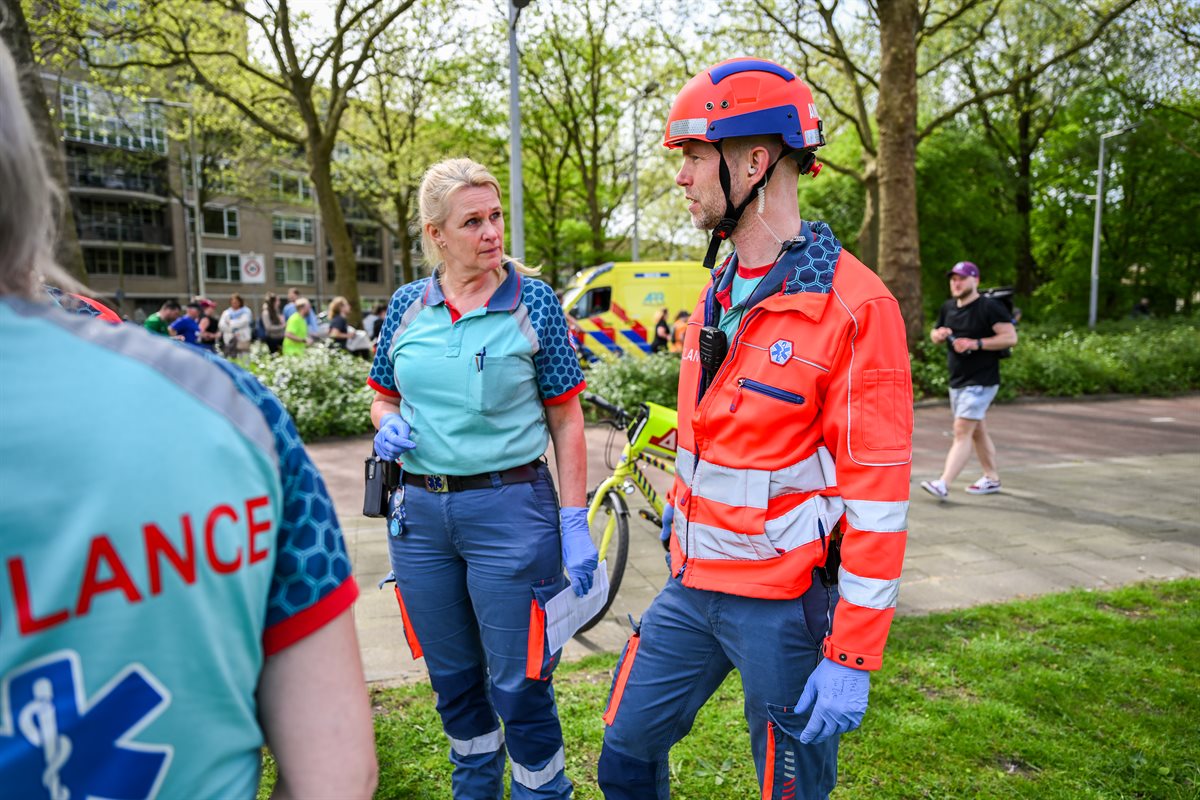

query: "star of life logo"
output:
770 339 793 365
1 651 173 800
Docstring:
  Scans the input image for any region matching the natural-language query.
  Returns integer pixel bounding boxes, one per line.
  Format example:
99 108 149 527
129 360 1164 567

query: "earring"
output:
756 186 765 214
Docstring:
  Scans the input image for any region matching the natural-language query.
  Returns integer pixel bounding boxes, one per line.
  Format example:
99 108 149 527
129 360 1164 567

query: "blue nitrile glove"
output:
796 659 870 744
373 413 415 461
660 504 674 543
560 506 598 597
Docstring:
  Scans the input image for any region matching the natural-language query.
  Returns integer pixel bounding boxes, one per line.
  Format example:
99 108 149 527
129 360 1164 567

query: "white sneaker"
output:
965 476 1001 495
921 479 948 499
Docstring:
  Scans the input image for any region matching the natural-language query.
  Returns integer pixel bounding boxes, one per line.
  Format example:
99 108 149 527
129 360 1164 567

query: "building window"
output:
273 214 315 244
275 256 314 285
84 248 167 276
326 260 381 284
183 156 237 195
77 198 169 245
269 171 313 203
59 79 166 153
205 252 241 282
201 206 239 238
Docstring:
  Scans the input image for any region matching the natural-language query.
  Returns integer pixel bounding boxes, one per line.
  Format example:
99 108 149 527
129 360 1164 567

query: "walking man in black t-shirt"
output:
921 261 1018 499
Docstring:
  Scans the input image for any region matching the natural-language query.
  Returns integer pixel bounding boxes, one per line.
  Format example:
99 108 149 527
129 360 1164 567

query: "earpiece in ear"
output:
748 166 757 175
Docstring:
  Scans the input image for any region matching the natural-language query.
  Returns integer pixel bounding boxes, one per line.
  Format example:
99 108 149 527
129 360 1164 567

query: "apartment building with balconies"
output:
45 75 418 320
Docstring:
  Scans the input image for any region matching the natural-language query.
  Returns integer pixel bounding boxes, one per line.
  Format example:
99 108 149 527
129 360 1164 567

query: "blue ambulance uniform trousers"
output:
388 464 572 799
598 571 840 799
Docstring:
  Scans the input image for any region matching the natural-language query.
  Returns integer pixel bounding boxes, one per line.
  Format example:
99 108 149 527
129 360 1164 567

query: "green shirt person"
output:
282 297 313 356
144 300 181 336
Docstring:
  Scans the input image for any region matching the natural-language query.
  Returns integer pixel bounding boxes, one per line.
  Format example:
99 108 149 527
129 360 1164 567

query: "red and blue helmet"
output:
664 58 824 156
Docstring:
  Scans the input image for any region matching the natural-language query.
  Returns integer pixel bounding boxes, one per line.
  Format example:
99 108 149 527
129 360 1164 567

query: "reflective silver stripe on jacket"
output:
448 727 504 757
511 746 565 789
675 446 837 509
844 499 908 533
838 567 900 609
679 495 845 562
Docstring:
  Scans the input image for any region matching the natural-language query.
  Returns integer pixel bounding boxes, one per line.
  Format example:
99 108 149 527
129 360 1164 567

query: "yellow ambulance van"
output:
561 261 710 361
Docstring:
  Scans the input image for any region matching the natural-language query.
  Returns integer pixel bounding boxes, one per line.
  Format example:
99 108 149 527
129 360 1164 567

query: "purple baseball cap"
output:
947 261 980 279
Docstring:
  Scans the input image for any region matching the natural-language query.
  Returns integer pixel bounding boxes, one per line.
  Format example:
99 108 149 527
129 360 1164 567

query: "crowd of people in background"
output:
138 287 382 359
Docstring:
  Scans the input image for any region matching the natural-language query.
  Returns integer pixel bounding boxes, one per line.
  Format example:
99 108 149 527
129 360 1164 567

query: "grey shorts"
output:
949 384 999 420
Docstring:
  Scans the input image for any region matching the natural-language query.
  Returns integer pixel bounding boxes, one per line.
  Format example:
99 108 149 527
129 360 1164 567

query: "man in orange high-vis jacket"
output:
598 58 912 800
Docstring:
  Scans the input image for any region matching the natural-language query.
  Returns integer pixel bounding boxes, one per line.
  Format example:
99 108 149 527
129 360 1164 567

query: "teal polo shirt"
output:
713 257 771 340
368 263 586 476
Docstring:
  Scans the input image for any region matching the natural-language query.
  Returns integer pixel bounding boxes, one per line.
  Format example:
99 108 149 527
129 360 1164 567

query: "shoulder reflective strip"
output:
767 446 837 499
512 302 540 354
511 745 565 789
762 495 845 551
844 499 908 533
681 512 780 561
693 459 771 510
838 568 900 610
448 727 504 757
675 447 697 480
10 299 275 465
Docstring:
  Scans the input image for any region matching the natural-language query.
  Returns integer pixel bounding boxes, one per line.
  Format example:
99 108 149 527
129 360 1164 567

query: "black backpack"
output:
981 286 1017 359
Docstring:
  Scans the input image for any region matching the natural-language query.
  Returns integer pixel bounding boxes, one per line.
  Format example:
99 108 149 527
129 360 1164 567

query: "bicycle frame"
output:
587 402 678 562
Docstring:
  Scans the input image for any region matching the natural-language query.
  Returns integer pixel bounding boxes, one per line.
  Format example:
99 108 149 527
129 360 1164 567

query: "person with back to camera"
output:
921 261 1018 499
0 41 376 798
597 57 913 800
367 157 595 799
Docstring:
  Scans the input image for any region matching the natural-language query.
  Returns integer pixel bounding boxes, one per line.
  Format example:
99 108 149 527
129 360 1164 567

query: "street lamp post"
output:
151 98 204 299
1087 123 1138 329
508 0 532 261
630 81 658 263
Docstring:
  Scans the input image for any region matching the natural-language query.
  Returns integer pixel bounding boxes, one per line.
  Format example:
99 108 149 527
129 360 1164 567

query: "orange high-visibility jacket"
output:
669 222 912 670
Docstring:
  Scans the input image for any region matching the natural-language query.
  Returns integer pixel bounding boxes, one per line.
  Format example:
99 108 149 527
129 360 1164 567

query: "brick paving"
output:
307 395 1200 685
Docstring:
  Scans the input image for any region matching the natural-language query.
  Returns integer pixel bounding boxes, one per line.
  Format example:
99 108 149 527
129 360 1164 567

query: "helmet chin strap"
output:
703 141 800 270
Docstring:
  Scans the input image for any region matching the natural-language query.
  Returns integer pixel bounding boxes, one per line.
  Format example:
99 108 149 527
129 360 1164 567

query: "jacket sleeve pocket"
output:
858 368 913 452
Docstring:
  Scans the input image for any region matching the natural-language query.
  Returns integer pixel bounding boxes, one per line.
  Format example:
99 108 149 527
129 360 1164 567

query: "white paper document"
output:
545 562 610 653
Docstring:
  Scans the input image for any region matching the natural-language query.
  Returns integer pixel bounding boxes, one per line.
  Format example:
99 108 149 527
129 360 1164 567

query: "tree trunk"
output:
1 0 87 284
853 160 881 270
394 190 413 287
309 151 362 326
1014 86 1038 297
876 0 924 349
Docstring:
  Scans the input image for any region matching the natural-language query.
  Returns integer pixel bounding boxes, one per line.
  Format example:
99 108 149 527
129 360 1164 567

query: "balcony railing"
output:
77 221 173 246
67 164 169 196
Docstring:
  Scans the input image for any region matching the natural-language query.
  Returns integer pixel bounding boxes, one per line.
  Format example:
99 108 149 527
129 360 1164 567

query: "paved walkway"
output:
307 395 1200 685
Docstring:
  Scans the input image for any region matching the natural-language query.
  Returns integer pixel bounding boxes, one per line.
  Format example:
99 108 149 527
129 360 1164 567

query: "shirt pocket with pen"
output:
466 352 535 415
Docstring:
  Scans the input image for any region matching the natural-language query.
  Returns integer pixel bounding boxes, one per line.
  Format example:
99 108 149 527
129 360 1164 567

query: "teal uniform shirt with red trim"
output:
368 263 586 476
0 298 358 799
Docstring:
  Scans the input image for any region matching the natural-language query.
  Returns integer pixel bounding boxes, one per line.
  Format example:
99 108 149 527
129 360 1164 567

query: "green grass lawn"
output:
260 579 1199 799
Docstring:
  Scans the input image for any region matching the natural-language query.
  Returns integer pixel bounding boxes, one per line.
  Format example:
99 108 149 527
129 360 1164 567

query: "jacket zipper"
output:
684 307 766 577
729 378 806 412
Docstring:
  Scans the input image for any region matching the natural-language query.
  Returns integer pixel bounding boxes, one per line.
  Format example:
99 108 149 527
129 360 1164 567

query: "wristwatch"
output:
976 339 984 351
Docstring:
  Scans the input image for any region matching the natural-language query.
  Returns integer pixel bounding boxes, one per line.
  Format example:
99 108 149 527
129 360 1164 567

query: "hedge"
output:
243 343 375 441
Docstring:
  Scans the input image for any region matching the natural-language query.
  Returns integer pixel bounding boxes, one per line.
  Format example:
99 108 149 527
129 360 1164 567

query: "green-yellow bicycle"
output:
578 393 678 632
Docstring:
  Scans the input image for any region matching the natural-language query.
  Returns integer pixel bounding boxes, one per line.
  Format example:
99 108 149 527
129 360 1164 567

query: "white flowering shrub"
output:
244 343 375 440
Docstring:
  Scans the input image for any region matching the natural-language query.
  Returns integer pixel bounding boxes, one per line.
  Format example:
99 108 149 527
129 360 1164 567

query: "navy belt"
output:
404 460 543 493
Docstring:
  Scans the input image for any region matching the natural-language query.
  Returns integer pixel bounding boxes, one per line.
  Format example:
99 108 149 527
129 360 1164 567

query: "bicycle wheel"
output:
576 490 628 634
